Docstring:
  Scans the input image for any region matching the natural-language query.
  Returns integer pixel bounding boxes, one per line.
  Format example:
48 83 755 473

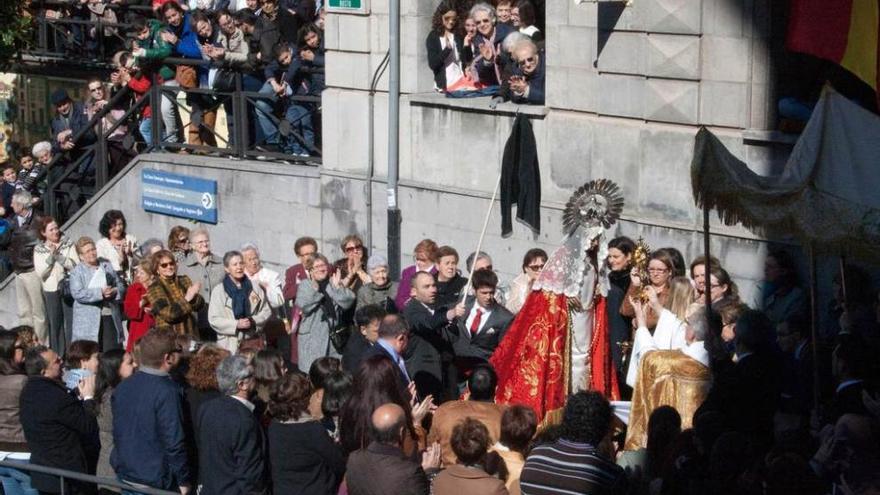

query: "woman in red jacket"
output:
124 258 155 352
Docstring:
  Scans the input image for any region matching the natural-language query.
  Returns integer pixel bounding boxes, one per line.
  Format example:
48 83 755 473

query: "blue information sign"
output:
141 169 218 224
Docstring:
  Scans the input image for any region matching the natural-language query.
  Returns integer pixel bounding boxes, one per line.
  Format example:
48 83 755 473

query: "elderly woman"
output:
268 373 346 494
333 234 370 294
469 2 514 86
426 1 469 92
395 238 439 311
295 254 356 373
69 236 126 350
621 250 675 331
146 249 204 338
505 248 547 314
32 216 79 355
356 254 398 313
95 209 138 283
208 250 272 353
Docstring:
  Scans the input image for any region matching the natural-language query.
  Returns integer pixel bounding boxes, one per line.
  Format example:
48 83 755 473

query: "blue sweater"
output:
111 368 191 489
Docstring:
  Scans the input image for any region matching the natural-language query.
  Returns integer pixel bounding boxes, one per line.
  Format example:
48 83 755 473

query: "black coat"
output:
268 419 345 495
19 376 99 493
342 331 374 374
346 442 429 495
197 396 267 495
607 269 632 379
402 300 448 399
425 31 466 91
500 113 541 236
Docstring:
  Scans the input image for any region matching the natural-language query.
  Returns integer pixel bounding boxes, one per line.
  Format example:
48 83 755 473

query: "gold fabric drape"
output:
624 350 711 450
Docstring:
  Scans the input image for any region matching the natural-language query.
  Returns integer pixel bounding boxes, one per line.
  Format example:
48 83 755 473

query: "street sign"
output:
141 169 218 224
327 0 368 14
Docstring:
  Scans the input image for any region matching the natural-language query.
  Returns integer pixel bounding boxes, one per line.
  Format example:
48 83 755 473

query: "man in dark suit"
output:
343 304 386 373
197 355 267 495
452 269 514 382
402 271 465 401
346 403 440 495
49 89 96 162
362 313 412 393
19 345 99 495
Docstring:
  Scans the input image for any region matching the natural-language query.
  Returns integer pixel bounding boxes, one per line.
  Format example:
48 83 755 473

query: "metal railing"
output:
16 7 325 222
0 459 177 495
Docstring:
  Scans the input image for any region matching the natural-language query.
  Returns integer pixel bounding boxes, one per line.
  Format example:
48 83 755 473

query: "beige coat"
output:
208 281 272 352
433 465 508 495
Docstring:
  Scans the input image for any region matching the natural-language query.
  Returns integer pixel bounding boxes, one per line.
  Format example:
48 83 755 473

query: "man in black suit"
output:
343 304 386 373
197 355 267 495
346 403 440 495
777 314 815 418
402 271 465 401
452 269 514 383
19 345 99 495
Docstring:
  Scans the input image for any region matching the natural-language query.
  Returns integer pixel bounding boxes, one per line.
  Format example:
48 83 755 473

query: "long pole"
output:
461 174 502 305
703 206 711 313
808 243 821 413
386 0 401 280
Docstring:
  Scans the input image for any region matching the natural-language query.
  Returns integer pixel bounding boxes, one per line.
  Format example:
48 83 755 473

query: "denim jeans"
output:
139 117 152 147
283 103 314 155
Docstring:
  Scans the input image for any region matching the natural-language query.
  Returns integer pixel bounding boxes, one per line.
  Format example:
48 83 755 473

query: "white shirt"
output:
248 267 284 309
626 309 692 387
231 395 256 412
464 304 493 336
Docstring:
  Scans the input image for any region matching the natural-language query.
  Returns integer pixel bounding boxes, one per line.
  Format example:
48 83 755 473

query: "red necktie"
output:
470 309 483 335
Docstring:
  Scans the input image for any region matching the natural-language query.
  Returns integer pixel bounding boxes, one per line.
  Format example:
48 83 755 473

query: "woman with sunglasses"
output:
468 2 514 86
426 1 470 92
146 249 204 339
504 248 547 314
167 225 192 262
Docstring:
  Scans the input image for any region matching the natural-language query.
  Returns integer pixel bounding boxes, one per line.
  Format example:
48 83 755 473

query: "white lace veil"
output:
532 225 610 298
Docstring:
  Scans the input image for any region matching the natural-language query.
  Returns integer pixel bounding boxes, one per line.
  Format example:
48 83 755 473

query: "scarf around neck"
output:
223 274 253 319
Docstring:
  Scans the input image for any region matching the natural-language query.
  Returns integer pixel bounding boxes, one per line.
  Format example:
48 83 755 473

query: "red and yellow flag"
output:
786 0 880 92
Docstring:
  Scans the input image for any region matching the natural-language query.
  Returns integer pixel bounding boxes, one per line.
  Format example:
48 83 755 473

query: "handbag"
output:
329 325 351 354
59 273 73 304
175 64 198 89
212 68 236 93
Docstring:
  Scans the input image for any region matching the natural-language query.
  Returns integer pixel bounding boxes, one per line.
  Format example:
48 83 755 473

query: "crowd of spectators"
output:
4 0 328 224
0 203 878 495
425 0 545 104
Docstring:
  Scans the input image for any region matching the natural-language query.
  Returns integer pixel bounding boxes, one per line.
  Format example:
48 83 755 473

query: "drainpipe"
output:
387 0 401 279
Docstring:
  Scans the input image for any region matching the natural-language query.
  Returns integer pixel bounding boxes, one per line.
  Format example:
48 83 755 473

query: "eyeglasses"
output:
88 86 103 92
517 55 537 67
159 261 176 268
527 263 545 271
345 245 363 253
476 18 492 24
647 268 668 273
193 240 209 245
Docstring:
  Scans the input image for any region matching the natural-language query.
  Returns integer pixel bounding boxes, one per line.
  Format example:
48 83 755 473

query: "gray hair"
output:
222 250 243 267
465 251 492 272
216 355 252 396
504 33 538 55
367 254 388 272
240 242 260 257
688 305 708 341
469 2 496 23
138 238 165 257
189 227 210 241
502 32 530 53
11 191 33 210
32 141 52 157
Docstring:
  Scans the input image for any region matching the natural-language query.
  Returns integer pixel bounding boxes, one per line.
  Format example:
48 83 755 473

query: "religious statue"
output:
490 179 625 425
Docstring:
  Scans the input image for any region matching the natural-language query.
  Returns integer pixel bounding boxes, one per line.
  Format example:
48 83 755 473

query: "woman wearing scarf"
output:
295 254 355 373
147 249 204 338
209 251 272 353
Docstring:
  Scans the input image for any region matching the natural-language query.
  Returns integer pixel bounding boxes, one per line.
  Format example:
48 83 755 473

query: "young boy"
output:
1 164 18 218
